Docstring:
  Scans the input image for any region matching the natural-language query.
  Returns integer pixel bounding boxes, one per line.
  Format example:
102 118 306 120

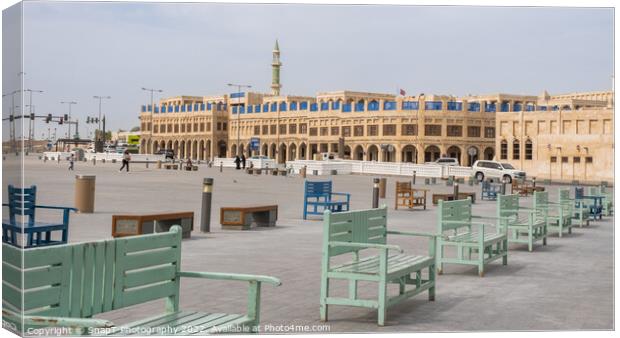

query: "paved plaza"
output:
3 156 614 333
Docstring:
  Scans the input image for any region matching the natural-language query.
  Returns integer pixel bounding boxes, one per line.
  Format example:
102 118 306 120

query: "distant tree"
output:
130 126 140 132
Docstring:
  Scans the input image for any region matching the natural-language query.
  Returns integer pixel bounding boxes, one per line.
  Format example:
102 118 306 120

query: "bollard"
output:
412 171 417 185
301 165 307 178
57 156 60 163
102 158 106 164
75 175 96 213
265 164 270 175
372 178 380 208
379 178 387 199
200 178 213 232
157 160 162 169
179 160 184 171
501 178 507 195
208 161 213 168
111 159 116 164
92 157 96 166
446 176 453 186
453 182 459 200
146 158 149 168
468 176 474 186
44 156 48 162
532 177 536 189
220 161 223 172
38 155 42 160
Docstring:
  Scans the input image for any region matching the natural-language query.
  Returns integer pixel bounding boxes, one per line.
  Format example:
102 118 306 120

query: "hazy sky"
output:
2 2 614 139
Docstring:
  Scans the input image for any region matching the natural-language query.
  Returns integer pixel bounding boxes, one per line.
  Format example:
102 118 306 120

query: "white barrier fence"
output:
212 157 276 169
43 152 165 162
288 160 473 178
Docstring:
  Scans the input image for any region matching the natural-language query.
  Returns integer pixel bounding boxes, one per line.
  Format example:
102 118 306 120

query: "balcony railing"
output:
468 102 480 112
484 103 496 112
513 103 522 112
425 101 442 110
368 101 379 111
354 103 364 112
500 103 509 112
447 102 462 111
342 103 352 112
402 101 419 110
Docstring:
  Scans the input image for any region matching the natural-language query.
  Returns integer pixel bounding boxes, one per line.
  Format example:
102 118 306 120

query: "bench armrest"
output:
35 205 78 212
2 310 114 329
386 230 437 238
328 241 403 253
177 271 281 286
472 215 511 221
501 208 537 214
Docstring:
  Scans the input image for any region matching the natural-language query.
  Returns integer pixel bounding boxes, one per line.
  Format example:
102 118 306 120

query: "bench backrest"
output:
7 185 37 226
2 226 182 318
498 194 520 221
437 199 471 233
575 187 585 199
395 181 411 194
559 189 571 203
323 206 387 257
533 191 548 209
305 180 333 197
588 186 601 196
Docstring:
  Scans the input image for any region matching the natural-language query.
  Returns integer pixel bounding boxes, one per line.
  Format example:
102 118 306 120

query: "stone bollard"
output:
44 156 48 162
412 171 417 185
102 158 106 164
111 159 116 164
146 158 149 168
57 156 60 163
157 160 162 169
92 157 96 166
38 155 42 160
179 160 184 171
301 165 307 178
372 178 380 208
453 182 459 200
220 162 223 172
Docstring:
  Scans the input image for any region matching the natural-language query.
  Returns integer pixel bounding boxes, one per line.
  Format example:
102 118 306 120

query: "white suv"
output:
472 160 526 183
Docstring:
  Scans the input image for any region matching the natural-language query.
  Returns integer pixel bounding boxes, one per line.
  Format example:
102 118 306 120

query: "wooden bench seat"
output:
437 199 508 277
105 311 252 335
331 253 434 278
2 226 281 335
320 206 436 326
498 194 547 251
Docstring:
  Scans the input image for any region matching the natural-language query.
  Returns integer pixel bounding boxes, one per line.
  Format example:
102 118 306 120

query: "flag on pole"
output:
399 89 406 96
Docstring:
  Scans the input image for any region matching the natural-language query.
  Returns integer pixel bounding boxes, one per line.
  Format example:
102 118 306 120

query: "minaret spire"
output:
271 39 282 96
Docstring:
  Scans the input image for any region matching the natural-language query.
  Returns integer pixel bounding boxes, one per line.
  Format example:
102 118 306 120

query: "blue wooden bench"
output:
2 185 76 248
575 187 603 221
436 198 508 277
589 186 613 216
2 226 281 335
532 191 574 237
303 180 350 219
497 194 547 252
480 181 500 201
320 206 436 326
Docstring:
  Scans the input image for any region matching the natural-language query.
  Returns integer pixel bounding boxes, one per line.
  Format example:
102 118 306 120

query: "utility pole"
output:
25 89 43 152
141 87 162 154
93 95 111 152
60 100 77 138
227 83 251 157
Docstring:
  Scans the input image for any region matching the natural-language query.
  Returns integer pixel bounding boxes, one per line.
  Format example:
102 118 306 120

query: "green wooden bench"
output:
320 206 436 326
2 226 281 335
532 191 573 238
562 188 589 228
436 199 508 277
497 194 547 252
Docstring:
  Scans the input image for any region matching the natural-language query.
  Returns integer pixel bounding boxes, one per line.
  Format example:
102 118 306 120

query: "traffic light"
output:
30 113 35 120
64 114 69 121
9 115 13 122
59 118 63 125
46 114 52 123
86 117 90 123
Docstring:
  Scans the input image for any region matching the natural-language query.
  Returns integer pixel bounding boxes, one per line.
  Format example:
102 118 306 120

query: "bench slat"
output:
124 264 177 289
121 280 177 309
102 240 116 312
24 286 62 311
120 231 181 253
121 247 180 271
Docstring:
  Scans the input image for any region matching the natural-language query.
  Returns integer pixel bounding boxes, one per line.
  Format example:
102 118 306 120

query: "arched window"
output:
500 140 508 160
512 139 520 160
525 140 533 160
368 100 379 111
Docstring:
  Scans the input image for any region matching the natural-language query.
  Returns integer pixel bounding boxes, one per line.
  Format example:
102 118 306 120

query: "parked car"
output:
425 157 459 166
155 149 175 160
472 160 526 183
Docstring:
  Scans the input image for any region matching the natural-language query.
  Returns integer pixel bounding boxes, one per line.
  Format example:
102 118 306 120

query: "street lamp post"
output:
141 87 162 154
25 89 43 152
93 96 111 152
60 100 77 138
227 83 251 157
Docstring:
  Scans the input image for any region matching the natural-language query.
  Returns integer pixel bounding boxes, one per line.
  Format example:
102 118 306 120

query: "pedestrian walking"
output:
68 154 75 171
234 155 241 170
119 150 131 172
241 154 246 169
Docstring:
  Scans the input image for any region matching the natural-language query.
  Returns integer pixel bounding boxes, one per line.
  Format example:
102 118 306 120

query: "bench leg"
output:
377 280 387 326
428 264 436 301
320 276 329 322
528 227 533 252
436 243 443 275
502 239 508 265
478 244 485 277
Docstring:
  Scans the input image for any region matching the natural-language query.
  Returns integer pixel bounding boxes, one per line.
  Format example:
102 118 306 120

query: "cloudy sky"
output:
2 1 614 139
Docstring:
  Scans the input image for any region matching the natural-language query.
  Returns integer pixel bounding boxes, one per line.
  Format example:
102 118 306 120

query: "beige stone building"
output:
495 90 613 182
138 41 614 182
